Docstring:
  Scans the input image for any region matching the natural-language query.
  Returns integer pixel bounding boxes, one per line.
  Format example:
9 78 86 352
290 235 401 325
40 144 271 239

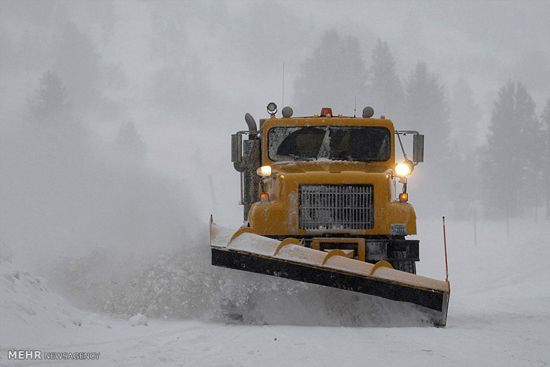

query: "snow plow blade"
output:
210 220 450 326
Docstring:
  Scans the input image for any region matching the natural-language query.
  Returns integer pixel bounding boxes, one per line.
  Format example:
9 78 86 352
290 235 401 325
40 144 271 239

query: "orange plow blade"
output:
210 219 450 326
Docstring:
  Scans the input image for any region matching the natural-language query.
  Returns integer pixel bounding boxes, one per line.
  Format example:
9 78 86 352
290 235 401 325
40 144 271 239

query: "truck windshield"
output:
267 126 391 162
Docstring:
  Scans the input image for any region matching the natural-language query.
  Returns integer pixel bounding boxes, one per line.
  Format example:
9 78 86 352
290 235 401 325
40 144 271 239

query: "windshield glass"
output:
267 126 391 162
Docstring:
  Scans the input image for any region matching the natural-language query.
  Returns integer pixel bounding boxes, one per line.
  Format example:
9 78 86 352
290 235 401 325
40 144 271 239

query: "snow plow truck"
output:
210 103 450 326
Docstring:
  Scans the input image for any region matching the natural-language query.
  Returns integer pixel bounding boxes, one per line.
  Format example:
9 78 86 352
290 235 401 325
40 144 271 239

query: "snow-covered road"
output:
2 298 548 367
2 219 549 366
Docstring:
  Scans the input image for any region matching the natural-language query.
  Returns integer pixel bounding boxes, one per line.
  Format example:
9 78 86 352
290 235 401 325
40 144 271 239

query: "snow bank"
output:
128 314 148 326
0 251 86 350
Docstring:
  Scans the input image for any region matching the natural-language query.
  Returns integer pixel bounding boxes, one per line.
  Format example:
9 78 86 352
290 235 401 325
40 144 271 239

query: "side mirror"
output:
231 133 242 164
413 134 424 163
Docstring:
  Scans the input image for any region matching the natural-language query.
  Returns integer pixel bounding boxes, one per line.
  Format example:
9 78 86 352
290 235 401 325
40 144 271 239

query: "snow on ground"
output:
1 218 549 366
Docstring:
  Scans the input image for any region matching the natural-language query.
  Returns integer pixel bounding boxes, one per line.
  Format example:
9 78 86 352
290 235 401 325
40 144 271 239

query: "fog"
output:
1 0 549 320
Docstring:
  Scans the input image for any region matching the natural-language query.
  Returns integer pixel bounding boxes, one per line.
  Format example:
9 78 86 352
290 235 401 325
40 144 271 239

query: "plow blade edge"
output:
210 220 450 326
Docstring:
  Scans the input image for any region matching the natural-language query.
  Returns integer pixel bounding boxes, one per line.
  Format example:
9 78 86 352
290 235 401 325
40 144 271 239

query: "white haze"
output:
0 0 549 322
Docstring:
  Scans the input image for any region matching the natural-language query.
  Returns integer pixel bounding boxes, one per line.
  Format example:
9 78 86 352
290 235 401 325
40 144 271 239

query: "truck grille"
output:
299 185 374 230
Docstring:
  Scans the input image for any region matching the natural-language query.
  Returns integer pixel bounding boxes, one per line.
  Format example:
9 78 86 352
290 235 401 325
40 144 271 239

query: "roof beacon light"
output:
282 106 293 118
321 107 333 117
362 106 374 118
267 102 278 117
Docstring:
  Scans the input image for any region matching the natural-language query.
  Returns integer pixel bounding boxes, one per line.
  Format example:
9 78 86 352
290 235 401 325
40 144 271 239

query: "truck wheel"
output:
391 251 416 274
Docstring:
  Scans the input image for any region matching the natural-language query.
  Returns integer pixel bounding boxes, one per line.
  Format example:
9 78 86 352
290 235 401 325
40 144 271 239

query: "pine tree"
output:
28 71 69 118
480 81 542 217
403 61 451 215
294 30 367 116
367 39 404 119
404 62 450 161
115 121 147 166
448 77 482 217
514 84 542 215
54 21 102 112
450 77 481 159
27 70 92 163
148 5 210 114
540 99 550 219
482 82 519 217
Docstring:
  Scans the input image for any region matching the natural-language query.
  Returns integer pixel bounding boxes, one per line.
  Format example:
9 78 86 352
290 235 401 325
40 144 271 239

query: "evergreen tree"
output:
404 61 450 189
294 30 367 116
403 62 451 215
540 99 550 219
115 121 147 166
54 21 102 113
404 62 450 152
482 82 519 217
480 81 541 217
28 71 69 118
148 5 209 114
448 77 482 217
514 84 542 214
26 71 88 161
367 39 404 119
450 77 481 159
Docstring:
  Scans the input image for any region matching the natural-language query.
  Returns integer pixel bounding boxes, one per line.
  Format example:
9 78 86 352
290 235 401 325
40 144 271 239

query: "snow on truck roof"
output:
261 116 396 131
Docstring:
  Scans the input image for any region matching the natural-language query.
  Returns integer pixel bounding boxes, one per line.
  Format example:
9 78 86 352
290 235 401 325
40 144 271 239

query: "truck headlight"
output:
395 160 414 177
256 165 272 177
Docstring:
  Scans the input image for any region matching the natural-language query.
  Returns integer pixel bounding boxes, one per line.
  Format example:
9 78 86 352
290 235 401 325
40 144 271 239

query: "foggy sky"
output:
1 0 549 265
2 1 548 159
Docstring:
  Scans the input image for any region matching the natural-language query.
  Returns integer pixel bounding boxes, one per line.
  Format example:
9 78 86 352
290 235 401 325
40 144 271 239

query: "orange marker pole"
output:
443 216 449 281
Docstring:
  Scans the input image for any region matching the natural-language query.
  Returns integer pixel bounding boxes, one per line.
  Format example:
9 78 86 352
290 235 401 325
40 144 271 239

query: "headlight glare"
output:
395 160 414 176
256 165 272 177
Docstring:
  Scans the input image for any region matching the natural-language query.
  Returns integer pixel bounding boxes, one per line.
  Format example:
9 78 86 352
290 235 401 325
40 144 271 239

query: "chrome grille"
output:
299 185 374 230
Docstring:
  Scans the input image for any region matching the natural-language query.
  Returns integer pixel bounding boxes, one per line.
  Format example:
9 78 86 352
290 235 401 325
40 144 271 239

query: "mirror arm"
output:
395 131 424 164
395 132 408 161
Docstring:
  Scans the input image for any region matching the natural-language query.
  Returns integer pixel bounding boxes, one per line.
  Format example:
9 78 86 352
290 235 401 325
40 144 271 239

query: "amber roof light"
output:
320 107 333 117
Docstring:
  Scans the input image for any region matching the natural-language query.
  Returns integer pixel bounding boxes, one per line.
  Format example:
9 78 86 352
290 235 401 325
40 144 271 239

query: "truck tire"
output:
391 251 416 274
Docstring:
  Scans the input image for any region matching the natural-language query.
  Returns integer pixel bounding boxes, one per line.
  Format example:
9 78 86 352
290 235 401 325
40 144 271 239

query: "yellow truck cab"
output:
232 104 425 273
